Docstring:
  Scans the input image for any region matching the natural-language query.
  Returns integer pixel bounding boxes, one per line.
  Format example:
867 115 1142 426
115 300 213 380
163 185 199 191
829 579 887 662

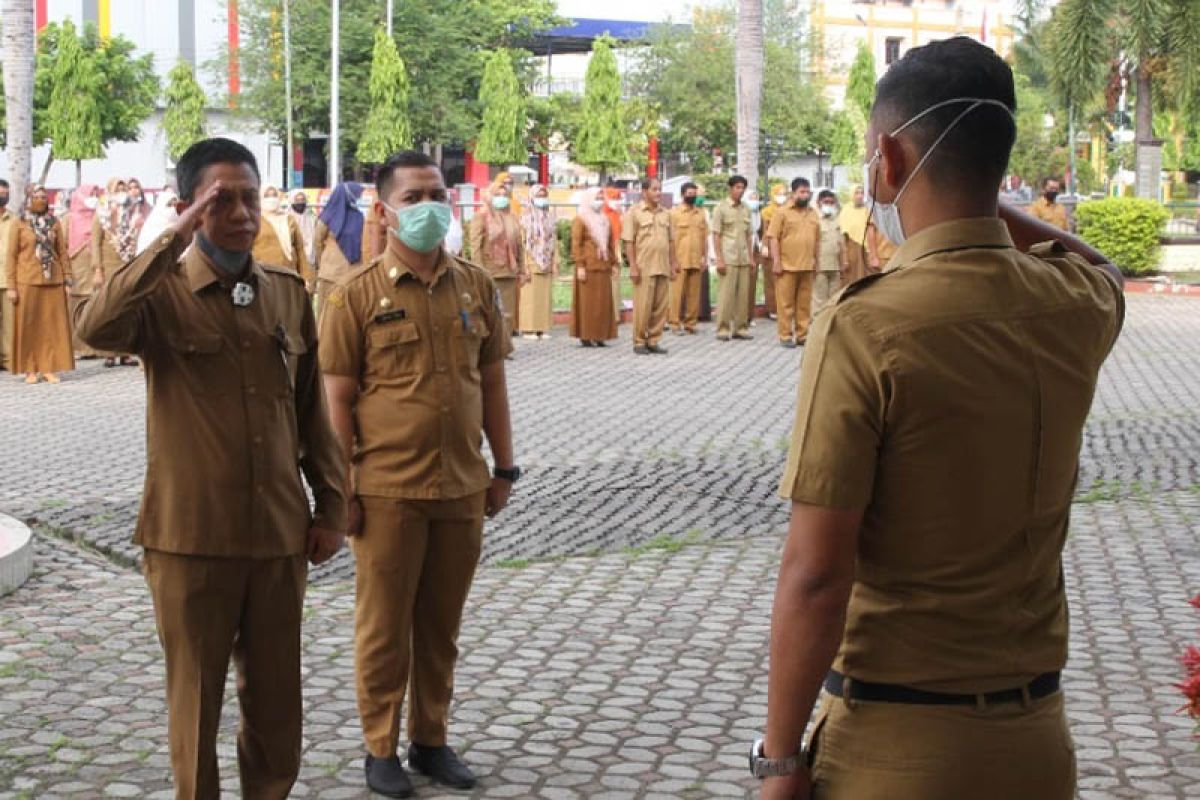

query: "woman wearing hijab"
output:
493 172 522 218
136 189 179 255
126 178 152 234
64 184 102 358
314 181 365 309
467 184 526 337
6 186 73 383
93 177 143 366
518 184 557 339
287 189 317 262
569 188 619 347
602 186 625 325
253 185 315 288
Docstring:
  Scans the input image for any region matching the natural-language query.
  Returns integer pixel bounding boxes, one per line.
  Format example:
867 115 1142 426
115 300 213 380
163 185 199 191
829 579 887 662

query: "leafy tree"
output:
845 41 876 121
44 20 103 185
163 60 208 162
576 35 629 180
830 104 867 169
1008 70 1068 187
474 49 527 165
356 29 412 164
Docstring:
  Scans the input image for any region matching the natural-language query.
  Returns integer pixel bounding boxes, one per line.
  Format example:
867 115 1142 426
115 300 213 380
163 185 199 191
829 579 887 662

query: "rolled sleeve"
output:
779 304 888 509
316 284 364 379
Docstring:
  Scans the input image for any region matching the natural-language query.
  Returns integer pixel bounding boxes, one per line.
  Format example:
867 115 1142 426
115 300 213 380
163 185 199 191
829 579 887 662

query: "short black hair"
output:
681 182 698 195
728 175 748 189
791 177 810 191
175 137 260 201
0 179 8 189
818 189 836 202
641 177 661 191
872 36 1016 187
377 150 440 199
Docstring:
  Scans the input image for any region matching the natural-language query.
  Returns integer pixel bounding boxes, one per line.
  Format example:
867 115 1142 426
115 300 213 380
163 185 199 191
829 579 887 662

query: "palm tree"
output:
2 0 35 209
736 0 764 182
1049 0 1200 194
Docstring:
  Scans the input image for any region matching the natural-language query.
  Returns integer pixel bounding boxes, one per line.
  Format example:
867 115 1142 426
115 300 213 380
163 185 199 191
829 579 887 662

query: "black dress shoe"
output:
633 345 650 355
595 340 608 347
408 743 477 789
647 344 668 355
581 340 595 348
365 754 413 798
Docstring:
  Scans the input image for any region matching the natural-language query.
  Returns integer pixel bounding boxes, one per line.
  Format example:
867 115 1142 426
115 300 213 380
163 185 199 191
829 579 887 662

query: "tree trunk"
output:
2 0 36 209
1133 60 1153 192
735 0 764 182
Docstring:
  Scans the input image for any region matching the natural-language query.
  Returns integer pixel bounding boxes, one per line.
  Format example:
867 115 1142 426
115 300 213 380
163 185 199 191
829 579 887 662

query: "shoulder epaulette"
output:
259 262 306 282
836 270 893 304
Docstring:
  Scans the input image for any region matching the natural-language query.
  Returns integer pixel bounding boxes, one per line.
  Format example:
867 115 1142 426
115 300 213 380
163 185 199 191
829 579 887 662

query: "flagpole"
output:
386 0 393 37
330 0 341 185
282 0 294 189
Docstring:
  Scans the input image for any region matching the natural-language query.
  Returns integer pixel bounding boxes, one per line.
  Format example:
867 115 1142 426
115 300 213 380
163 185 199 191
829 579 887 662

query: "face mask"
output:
1044 191 1059 203
30 199 49 214
820 204 836 217
0 195 8 208
112 192 129 206
357 200 370 211
196 230 251 275
683 195 697 206
262 197 281 212
386 201 451 253
291 201 307 214
491 196 510 211
84 197 100 210
865 96 1016 245
795 198 810 208
533 197 549 209
773 195 787 205
746 198 761 211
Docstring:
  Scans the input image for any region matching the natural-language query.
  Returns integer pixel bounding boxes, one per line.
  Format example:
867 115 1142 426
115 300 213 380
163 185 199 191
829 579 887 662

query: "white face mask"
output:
83 197 100 210
820 204 836 217
773 194 788 205
112 192 129 206
864 97 1015 246
607 199 620 211
262 196 281 212
533 197 549 209
590 200 605 211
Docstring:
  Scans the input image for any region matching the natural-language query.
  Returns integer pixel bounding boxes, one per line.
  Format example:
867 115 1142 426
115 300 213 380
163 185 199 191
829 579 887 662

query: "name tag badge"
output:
374 309 407 325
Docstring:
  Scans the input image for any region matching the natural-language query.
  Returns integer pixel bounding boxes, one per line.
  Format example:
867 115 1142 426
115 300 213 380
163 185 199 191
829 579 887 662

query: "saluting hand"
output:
170 180 224 242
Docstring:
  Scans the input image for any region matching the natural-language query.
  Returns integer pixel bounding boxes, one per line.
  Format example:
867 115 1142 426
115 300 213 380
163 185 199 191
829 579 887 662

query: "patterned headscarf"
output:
520 184 556 273
318 182 365 264
479 186 519 272
577 188 611 261
24 185 58 280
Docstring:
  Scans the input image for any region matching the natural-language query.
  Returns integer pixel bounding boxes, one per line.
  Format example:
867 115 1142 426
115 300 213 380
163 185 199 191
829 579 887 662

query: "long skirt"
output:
12 283 75 375
518 272 554 333
571 270 618 342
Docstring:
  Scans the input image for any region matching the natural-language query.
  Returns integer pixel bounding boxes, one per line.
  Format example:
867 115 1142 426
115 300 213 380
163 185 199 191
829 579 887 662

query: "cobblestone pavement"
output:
1 294 1199 797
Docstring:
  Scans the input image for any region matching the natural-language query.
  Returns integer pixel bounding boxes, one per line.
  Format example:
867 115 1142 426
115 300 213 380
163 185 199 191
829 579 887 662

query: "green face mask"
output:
386 201 452 253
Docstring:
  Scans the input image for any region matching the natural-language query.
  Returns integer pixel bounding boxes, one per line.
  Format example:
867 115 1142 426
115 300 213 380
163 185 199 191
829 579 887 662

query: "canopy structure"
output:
514 17 689 55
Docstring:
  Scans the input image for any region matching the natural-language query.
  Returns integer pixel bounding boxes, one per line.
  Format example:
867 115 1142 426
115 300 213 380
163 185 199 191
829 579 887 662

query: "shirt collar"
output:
384 245 453 286
184 243 265 293
885 217 1014 273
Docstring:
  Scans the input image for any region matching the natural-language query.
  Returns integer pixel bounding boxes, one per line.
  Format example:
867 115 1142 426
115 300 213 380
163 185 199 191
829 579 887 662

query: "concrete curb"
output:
0 513 33 597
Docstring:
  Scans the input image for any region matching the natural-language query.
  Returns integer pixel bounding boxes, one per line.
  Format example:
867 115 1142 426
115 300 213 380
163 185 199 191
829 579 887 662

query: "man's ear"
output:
877 133 908 200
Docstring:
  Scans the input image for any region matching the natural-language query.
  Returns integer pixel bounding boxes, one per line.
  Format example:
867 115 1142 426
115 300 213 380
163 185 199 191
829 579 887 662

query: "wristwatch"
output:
493 466 522 483
749 738 801 779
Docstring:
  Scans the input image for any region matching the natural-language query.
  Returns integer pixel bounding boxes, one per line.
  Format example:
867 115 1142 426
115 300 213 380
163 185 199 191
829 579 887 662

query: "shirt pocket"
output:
273 332 308 397
367 321 422 377
166 332 228 396
456 313 490 374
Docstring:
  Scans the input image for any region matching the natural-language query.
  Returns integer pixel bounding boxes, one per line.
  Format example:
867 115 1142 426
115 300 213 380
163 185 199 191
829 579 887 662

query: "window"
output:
885 37 903 66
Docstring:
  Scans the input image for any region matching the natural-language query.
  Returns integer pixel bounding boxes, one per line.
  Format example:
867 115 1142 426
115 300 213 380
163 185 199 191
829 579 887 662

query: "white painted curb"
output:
0 514 33 597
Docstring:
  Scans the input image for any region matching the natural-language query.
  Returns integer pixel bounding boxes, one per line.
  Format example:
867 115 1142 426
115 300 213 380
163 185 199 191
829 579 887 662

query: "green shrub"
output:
1074 197 1170 276
556 218 574 271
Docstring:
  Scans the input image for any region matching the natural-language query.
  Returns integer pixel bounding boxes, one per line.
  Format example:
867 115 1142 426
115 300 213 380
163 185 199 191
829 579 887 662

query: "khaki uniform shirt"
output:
319 247 509 500
710 199 753 266
63 218 96 296
314 220 359 284
780 218 1124 692
622 201 672 277
6 219 69 286
837 204 870 247
766 205 820 271
669 205 709 270
466 212 524 279
817 215 843 272
253 215 316 285
75 232 348 557
0 210 13 290
1030 197 1070 231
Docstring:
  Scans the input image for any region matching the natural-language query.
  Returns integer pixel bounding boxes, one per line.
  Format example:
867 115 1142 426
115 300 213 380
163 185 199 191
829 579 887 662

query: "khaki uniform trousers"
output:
775 270 815 343
353 493 485 757
0 289 13 370
747 261 777 319
144 550 307 800
494 276 518 338
810 271 842 319
632 275 670 347
716 263 752 337
809 690 1075 800
669 268 703 332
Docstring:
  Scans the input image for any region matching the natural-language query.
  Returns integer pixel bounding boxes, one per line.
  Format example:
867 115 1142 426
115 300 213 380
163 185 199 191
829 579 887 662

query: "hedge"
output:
1074 197 1170 276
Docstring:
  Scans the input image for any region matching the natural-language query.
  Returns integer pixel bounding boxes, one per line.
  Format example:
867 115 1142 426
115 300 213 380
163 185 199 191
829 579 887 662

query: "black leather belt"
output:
824 670 1061 707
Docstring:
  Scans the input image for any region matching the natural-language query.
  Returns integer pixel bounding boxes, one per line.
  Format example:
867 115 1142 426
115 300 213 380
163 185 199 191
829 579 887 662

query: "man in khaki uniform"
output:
812 189 846 317
624 177 677 355
76 138 348 800
711 175 755 341
320 151 517 798
668 181 708 334
1030 177 1070 231
766 177 820 348
0 179 13 370
754 39 1124 800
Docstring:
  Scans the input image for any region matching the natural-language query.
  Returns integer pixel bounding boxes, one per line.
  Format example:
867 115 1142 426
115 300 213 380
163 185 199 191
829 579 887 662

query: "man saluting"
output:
76 137 347 800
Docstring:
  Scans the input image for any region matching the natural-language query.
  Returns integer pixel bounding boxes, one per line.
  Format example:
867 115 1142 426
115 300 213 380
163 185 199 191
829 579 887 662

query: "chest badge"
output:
388 266 400 281
231 282 255 307
379 297 393 309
